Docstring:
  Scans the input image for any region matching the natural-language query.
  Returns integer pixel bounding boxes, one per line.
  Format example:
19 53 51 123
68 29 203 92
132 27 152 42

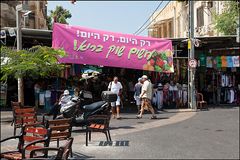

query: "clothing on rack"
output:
221 87 237 104
182 84 188 106
153 90 163 110
221 74 236 87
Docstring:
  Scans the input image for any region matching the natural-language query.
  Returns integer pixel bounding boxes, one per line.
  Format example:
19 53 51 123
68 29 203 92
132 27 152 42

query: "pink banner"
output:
52 23 174 72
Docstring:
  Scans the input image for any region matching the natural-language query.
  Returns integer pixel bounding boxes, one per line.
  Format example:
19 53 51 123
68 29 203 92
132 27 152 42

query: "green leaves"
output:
0 46 66 82
213 1 239 35
47 6 72 30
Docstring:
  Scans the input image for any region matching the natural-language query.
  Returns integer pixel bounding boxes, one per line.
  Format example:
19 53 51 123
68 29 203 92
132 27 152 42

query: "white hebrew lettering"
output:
130 38 137 45
76 30 80 37
119 37 125 43
140 40 146 47
109 35 115 41
80 31 87 38
146 41 150 46
93 33 100 39
87 32 94 38
103 34 109 42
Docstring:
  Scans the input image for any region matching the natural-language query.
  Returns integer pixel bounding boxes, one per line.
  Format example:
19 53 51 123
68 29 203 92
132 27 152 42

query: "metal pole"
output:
16 7 24 104
23 16 26 28
187 1 191 109
16 9 22 51
188 0 196 110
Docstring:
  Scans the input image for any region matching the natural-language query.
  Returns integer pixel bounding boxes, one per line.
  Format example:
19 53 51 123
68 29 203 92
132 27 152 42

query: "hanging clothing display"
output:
221 74 236 87
217 56 222 68
163 84 169 105
227 56 233 67
221 56 228 67
153 86 164 110
182 84 188 106
232 56 240 67
206 57 213 68
221 87 237 104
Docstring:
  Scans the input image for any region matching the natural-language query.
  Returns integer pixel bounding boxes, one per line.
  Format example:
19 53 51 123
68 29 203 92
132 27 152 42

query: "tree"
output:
213 1 240 35
47 6 72 30
1 46 66 104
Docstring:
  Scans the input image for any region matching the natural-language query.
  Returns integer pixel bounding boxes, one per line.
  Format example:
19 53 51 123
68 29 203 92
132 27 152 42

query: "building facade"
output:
0 0 48 29
148 1 240 107
148 1 226 38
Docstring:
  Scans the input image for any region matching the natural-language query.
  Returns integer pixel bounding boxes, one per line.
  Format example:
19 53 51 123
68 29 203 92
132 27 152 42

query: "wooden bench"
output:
0 125 51 160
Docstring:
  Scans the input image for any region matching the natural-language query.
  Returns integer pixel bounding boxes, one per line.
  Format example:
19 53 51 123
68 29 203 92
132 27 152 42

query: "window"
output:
197 6 204 27
207 1 213 8
168 21 173 38
163 23 167 38
177 17 181 37
157 27 161 38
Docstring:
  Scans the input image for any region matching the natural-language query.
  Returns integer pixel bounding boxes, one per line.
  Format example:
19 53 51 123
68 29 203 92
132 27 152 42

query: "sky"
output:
47 1 169 37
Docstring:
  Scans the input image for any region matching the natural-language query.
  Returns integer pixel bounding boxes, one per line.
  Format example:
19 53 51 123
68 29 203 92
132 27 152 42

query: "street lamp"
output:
23 11 32 28
16 3 30 104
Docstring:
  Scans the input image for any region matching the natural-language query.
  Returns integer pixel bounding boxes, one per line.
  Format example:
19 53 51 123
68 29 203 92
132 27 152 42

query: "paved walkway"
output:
1 106 238 159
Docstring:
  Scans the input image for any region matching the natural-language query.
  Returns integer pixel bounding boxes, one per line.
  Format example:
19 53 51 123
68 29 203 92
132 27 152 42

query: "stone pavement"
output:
1 108 197 159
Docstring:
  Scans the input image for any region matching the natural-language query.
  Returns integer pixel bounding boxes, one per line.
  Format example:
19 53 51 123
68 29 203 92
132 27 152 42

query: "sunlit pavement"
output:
1 107 239 159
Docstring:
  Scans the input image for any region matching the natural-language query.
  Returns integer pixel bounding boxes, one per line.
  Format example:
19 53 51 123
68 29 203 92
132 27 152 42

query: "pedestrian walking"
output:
108 76 123 119
134 78 142 114
137 75 157 119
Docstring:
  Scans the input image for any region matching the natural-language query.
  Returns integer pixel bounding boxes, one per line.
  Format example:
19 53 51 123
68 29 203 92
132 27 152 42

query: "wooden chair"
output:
197 93 208 110
29 138 74 160
13 107 43 136
86 113 112 146
0 125 51 160
11 101 22 126
45 118 73 157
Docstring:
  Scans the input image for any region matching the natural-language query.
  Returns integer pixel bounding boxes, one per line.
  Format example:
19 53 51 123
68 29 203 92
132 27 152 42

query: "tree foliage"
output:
213 1 240 35
1 46 66 81
47 6 72 30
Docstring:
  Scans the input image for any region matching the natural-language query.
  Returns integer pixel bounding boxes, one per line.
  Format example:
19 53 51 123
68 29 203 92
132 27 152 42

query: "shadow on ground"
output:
110 126 135 130
70 152 94 159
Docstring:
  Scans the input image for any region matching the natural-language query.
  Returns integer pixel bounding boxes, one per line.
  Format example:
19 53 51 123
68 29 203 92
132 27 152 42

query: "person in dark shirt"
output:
134 78 143 114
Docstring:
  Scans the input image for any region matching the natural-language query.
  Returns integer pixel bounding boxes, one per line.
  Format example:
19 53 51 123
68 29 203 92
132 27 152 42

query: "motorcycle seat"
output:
82 101 106 112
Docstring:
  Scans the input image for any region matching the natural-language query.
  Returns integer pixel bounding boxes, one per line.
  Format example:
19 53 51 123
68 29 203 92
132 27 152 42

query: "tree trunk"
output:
18 77 24 105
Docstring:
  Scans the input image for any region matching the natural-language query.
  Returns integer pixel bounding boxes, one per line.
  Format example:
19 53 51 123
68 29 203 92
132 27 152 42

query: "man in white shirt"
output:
137 75 157 119
108 76 123 119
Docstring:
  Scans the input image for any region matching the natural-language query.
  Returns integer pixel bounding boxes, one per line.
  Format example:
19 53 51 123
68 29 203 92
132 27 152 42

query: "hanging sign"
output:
187 39 191 49
52 23 174 73
0 30 6 39
188 58 197 68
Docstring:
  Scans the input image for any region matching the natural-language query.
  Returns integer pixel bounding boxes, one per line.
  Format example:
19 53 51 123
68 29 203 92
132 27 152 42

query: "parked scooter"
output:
57 90 117 127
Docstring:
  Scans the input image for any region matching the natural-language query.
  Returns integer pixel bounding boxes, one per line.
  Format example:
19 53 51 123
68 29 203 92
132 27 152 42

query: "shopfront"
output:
197 48 240 105
192 36 240 106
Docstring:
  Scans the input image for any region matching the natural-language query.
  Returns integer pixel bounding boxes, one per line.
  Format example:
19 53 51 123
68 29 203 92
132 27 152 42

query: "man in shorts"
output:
137 75 157 119
108 76 123 119
134 78 143 114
